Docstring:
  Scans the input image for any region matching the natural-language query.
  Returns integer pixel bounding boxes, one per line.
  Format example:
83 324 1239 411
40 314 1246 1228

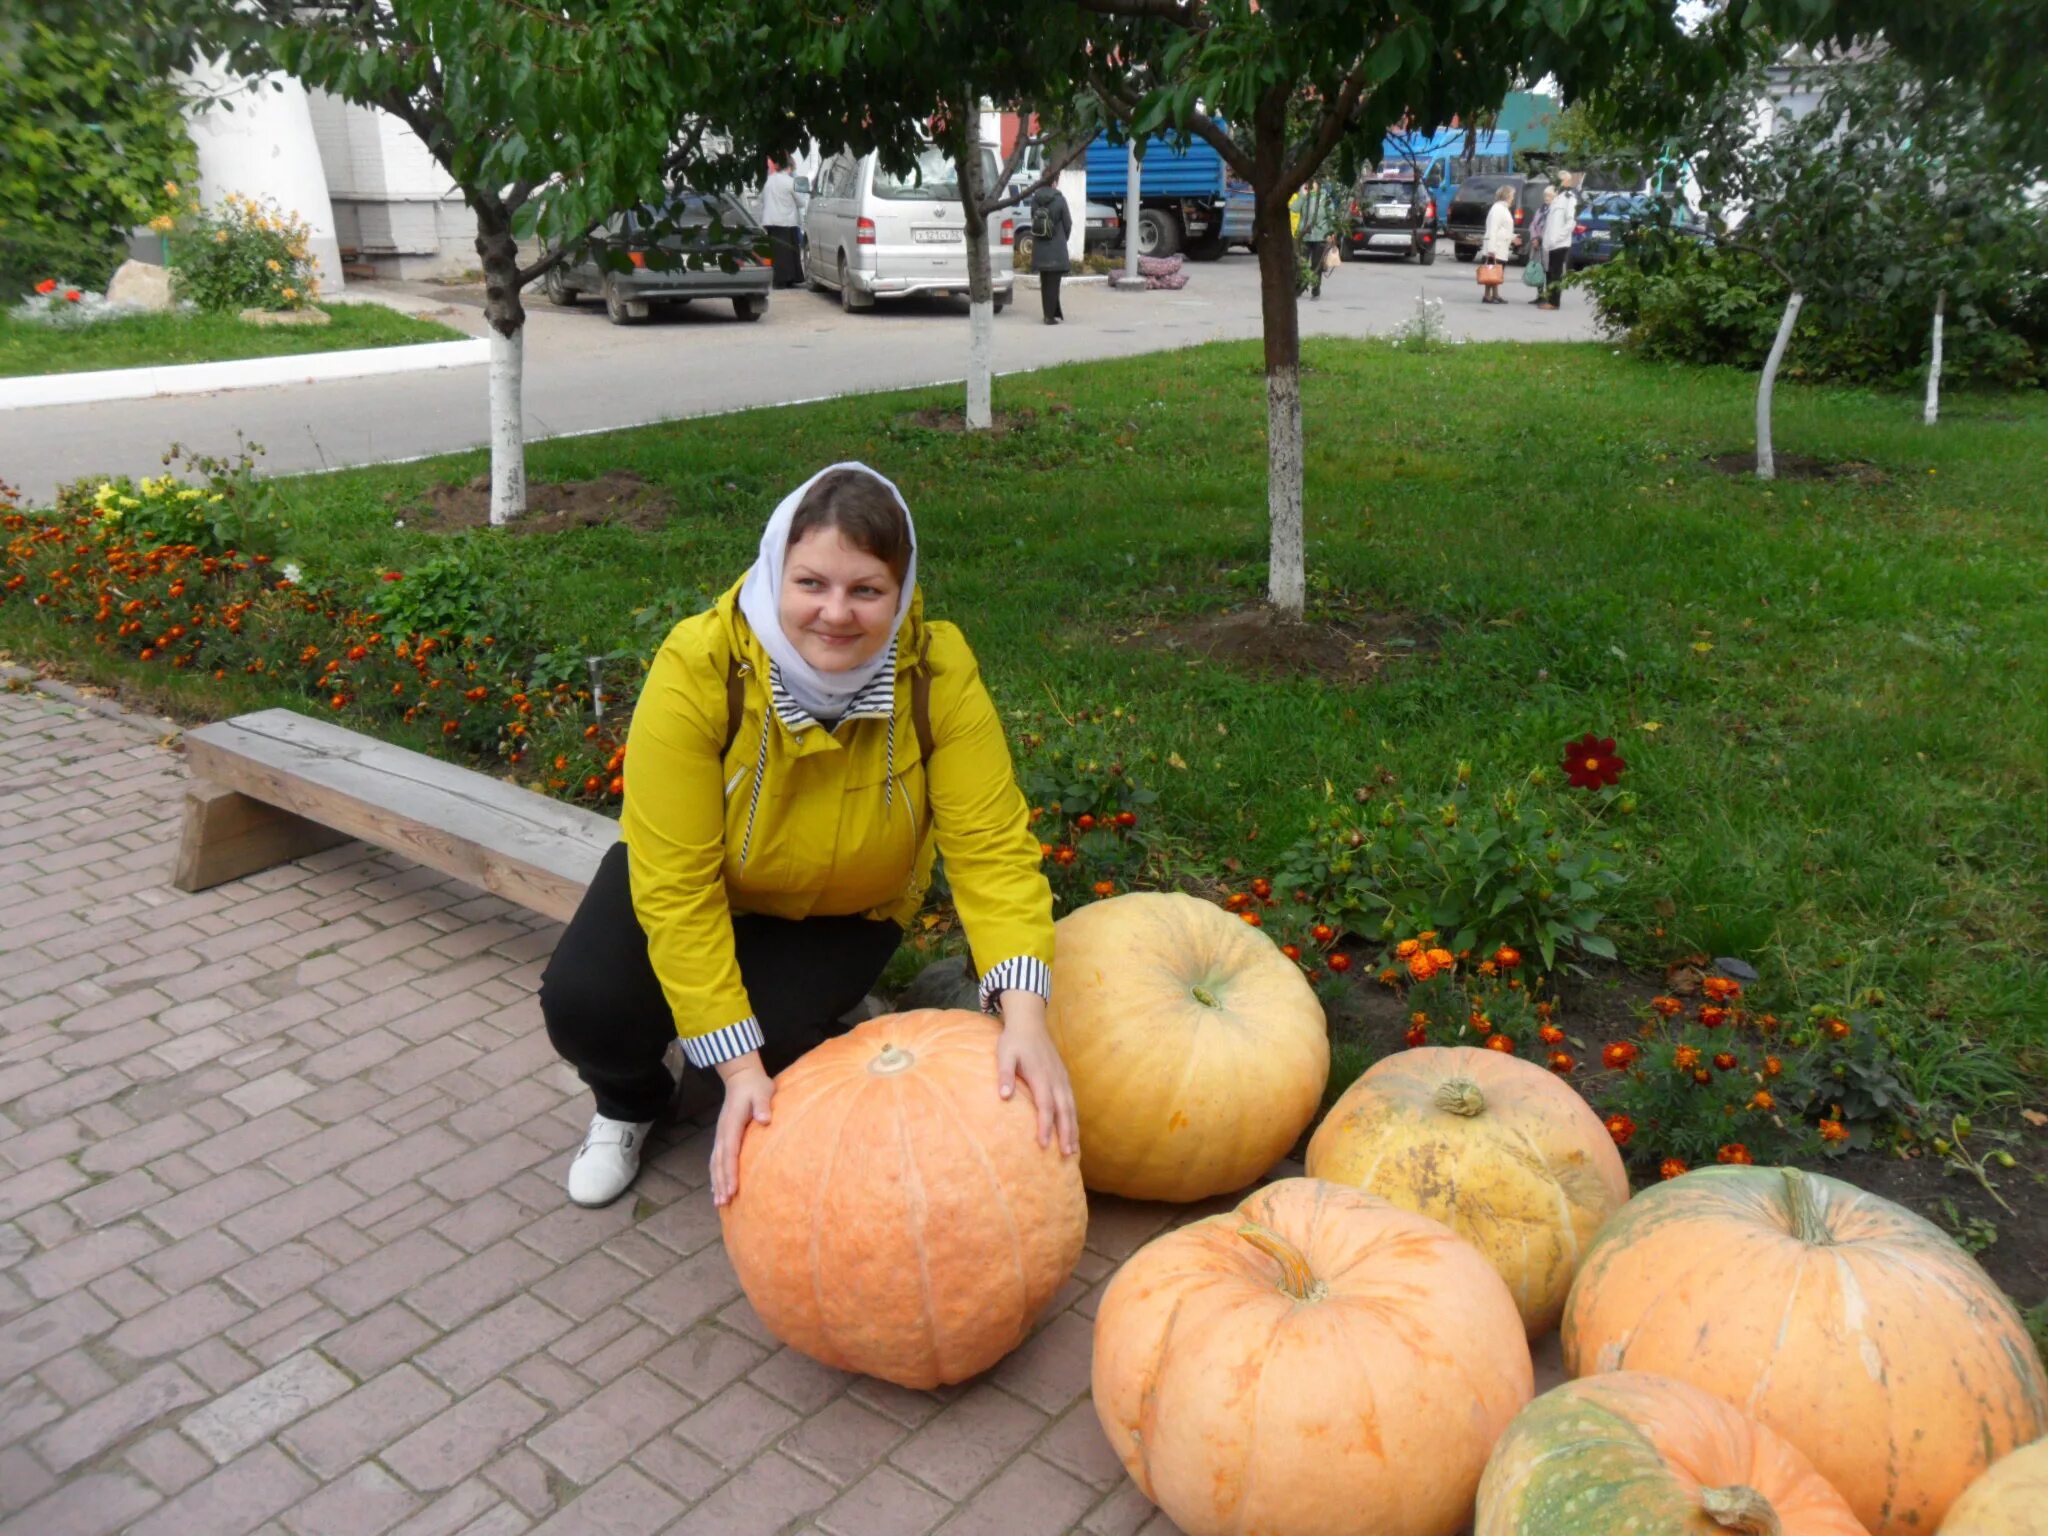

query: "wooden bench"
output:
172 708 619 922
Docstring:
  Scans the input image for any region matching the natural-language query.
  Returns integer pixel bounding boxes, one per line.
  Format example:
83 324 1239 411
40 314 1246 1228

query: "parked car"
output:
802 144 1015 312
541 190 772 325
1445 174 1550 263
1569 193 1712 269
1344 173 1436 263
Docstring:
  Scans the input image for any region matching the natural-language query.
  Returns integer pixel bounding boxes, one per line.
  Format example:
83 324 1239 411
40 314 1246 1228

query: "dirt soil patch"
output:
1706 451 1887 484
1317 953 2048 1308
394 471 677 535
896 405 1049 434
1118 605 1435 687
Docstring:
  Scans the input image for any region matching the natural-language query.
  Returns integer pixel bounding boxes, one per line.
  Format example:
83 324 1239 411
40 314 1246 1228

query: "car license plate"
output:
913 228 961 244
1369 233 1409 247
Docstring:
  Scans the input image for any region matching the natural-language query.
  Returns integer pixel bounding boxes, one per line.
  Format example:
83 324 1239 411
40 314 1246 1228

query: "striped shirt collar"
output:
767 636 899 732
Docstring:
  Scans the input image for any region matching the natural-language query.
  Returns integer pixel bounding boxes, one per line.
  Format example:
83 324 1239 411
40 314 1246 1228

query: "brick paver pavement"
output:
0 684 1208 1536
1 683 1564 1535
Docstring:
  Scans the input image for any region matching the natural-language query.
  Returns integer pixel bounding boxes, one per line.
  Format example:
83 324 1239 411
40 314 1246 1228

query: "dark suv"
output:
1445 174 1549 263
1344 175 1436 263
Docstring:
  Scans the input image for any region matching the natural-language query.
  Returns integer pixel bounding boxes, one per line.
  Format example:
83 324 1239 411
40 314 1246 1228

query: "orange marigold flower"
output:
1312 923 1336 944
1250 878 1271 898
1602 1041 1640 1069
1749 1090 1775 1111
1418 930 1439 943
1693 1068 1713 1085
1327 952 1352 972
1538 1024 1565 1045
441 720 459 735
329 694 347 710
1478 960 1498 977
1395 938 1421 958
1407 954 1438 982
1699 1006 1730 1029
1605 1114 1636 1148
1659 1157 1688 1181
1410 1012 1429 1028
1712 1052 1737 1071
1239 910 1262 927
1548 1052 1575 1074
1377 967 1400 986
1701 976 1742 1002
1485 1033 1515 1053
1650 995 1684 1017
1225 891 1252 910
1403 1025 1428 1048
1819 1119 1850 1143
1674 1045 1701 1070
1493 946 1522 969
1426 947 1455 968
1758 1013 1781 1033
1717 1143 1754 1165
1824 1017 1851 1040
1535 1001 1555 1020
1093 881 1115 898
1763 1055 1782 1078
1281 944 1301 961
1053 846 1077 866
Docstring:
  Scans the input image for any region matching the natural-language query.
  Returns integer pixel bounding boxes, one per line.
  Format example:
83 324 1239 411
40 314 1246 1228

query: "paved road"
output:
1 251 1597 503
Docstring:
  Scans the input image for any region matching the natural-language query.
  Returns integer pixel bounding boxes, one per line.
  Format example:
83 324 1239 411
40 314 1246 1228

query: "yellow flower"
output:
148 214 175 233
265 259 281 273
177 489 202 502
215 230 229 244
1640 720 1662 732
164 181 180 196
280 286 297 302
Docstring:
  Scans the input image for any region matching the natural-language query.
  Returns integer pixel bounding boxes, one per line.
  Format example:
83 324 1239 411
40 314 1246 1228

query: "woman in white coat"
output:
1540 173 1578 311
1478 184 1515 305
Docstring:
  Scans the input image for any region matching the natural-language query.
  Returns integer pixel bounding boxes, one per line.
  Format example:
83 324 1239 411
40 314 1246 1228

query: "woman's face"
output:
779 524 901 673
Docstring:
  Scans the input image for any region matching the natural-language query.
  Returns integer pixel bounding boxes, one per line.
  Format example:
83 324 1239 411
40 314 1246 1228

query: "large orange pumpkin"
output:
1092 1177 1533 1536
1563 1166 2048 1535
1477 1372 1867 1536
1940 1438 2048 1535
1305 1044 1630 1335
1048 892 1328 1201
719 1009 1087 1389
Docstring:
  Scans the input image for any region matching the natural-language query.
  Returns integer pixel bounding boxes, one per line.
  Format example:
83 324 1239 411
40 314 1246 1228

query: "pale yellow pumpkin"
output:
1306 1044 1630 1335
1941 1438 2048 1535
1047 891 1328 1201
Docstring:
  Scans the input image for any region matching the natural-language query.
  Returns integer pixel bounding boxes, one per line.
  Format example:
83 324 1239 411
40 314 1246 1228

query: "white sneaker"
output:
566 1114 655 1208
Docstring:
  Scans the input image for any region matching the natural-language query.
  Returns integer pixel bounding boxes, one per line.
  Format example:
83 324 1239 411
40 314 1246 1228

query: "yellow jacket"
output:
620 577 1054 1066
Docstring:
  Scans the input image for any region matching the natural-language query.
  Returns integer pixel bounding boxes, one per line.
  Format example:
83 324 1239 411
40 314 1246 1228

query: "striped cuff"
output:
678 1015 766 1069
977 956 1052 1015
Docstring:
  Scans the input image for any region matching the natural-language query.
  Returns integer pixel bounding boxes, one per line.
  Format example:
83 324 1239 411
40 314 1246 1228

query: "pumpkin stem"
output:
1235 1223 1328 1302
1433 1078 1486 1118
869 1043 915 1076
1700 1486 1784 1536
1191 985 1219 1008
1782 1168 1834 1246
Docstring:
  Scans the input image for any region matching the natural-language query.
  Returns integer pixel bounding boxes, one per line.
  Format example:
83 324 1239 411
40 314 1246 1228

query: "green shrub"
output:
170 195 320 313
0 228 125 299
1583 235 2047 391
372 544 515 643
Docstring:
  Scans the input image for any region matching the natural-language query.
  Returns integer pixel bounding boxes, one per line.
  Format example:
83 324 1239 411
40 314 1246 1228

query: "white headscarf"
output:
736 462 918 724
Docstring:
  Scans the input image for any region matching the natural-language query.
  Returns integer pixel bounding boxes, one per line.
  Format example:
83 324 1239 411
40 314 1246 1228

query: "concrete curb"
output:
0 334 490 412
0 662 183 739
1015 273 1113 288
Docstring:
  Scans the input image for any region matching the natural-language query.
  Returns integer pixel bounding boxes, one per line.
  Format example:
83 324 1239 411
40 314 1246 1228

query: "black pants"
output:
1039 271 1063 320
765 226 802 288
540 842 903 1121
1304 240 1329 296
1545 248 1569 305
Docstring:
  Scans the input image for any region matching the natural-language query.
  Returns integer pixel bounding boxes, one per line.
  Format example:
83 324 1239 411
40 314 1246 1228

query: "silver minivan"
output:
802 145 1015 312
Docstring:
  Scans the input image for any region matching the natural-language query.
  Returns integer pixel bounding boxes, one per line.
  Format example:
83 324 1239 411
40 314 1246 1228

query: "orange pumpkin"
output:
1048 892 1328 1201
1306 1045 1630 1335
1563 1166 2048 1535
1940 1437 2048 1535
1092 1177 1533 1536
1477 1371 1867 1535
719 1009 1086 1388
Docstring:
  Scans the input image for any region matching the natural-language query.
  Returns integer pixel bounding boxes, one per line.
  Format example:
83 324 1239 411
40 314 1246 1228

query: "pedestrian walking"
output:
540 463 1076 1210
1524 184 1552 304
1028 182 1073 324
1298 177 1339 300
758 163 803 289
1540 173 1578 311
1477 183 1515 305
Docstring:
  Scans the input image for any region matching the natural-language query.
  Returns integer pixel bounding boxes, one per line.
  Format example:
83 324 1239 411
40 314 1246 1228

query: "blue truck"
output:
1083 131 1254 259
1379 126 1515 234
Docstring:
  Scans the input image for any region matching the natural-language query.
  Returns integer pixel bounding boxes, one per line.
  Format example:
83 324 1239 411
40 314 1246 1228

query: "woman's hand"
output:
996 993 1079 1156
711 1053 774 1207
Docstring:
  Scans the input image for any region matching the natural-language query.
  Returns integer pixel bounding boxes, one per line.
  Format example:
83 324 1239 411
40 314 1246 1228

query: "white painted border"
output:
0 336 490 412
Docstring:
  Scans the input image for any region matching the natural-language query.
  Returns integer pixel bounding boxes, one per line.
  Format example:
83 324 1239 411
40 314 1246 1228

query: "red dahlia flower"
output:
1562 733 1626 790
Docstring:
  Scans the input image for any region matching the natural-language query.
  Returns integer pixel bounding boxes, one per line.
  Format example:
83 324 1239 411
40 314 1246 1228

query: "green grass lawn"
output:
8 339 2045 1112
0 301 468 377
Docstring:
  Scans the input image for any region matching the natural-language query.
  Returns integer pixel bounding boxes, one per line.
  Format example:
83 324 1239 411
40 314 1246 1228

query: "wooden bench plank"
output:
178 708 619 921
173 781 355 893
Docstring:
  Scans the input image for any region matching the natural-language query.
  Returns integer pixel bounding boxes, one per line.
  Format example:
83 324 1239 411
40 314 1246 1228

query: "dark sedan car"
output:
542 190 773 324
1569 193 1712 269
1446 174 1549 263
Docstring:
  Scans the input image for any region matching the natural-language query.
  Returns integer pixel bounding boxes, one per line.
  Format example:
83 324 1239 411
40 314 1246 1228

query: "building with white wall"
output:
305 93 477 280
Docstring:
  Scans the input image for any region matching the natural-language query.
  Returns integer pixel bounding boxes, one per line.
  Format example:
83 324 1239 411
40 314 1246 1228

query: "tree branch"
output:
1279 61 1370 197
980 130 1092 215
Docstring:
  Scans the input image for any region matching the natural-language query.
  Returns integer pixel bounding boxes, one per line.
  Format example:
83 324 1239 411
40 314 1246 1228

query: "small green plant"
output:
1929 1110 2021 1215
372 544 511 643
1934 1198 1999 1256
1015 703 1164 916
1272 762 1626 975
171 193 320 313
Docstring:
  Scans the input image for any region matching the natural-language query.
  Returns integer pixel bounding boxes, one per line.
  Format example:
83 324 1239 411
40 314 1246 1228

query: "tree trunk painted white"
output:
957 120 996 432
488 325 525 526
1124 138 1141 285
1756 289 1803 481
965 300 994 429
1266 363 1305 618
1924 288 1946 426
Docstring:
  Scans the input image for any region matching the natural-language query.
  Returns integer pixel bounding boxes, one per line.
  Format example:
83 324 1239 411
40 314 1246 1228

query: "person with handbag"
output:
539 462 1078 1209
1298 177 1339 301
1477 184 1514 304
1540 173 1579 311
1524 184 1554 303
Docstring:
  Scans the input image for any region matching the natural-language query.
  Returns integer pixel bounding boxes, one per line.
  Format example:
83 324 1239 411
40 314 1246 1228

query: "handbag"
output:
1522 256 1547 289
1476 260 1505 286
1320 242 1342 275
